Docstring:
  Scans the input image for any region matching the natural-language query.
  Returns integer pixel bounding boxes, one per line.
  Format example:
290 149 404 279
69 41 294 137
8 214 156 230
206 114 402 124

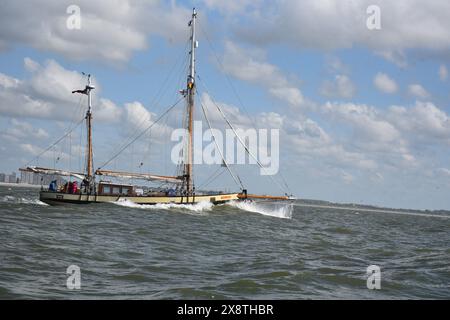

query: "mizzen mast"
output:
185 8 198 196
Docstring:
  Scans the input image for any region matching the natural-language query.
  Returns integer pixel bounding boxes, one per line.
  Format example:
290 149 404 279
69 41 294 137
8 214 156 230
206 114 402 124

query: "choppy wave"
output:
113 199 214 212
295 203 450 219
114 198 294 219
1 185 450 299
0 195 48 206
227 200 293 219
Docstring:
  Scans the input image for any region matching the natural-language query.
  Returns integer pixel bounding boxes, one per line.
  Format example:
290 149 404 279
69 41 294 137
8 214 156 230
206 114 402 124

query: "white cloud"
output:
320 75 356 99
315 99 450 176
374 72 398 94
122 101 173 141
24 57 40 72
437 168 450 177
0 73 20 89
257 112 284 129
234 0 450 63
323 102 401 144
375 50 408 68
0 58 123 122
324 56 350 75
202 0 259 14
408 84 430 99
316 100 449 172
0 0 191 63
19 143 44 157
388 102 450 143
96 99 123 122
200 92 252 127
199 93 377 175
221 41 304 107
269 87 304 107
283 115 378 171
124 101 152 129
0 57 179 144
0 119 49 142
439 64 448 81
319 101 414 171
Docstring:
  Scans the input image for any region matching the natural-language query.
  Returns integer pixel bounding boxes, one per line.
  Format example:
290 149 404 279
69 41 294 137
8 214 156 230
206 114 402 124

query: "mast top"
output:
187 8 197 89
72 74 95 98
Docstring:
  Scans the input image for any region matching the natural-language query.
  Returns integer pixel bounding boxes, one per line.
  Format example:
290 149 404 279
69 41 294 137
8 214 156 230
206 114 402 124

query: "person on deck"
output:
72 181 78 194
49 180 57 192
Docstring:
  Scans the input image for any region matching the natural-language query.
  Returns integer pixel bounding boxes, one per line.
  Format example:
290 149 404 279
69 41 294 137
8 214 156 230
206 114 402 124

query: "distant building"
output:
20 171 33 184
19 171 66 186
1 170 67 186
8 172 16 183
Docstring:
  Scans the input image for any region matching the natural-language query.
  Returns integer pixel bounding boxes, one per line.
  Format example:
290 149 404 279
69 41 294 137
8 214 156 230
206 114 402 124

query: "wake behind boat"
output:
20 8 292 207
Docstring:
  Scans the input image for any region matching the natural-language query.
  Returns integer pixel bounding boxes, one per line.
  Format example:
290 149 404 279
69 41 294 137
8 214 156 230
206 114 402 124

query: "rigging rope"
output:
198 91 245 190
23 117 85 167
101 40 191 167
198 21 292 196
98 97 185 170
197 167 226 190
198 21 260 131
197 77 289 195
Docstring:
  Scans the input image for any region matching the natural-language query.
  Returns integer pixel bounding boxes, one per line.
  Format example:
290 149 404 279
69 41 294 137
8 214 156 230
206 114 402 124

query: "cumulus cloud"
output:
234 0 450 64
317 100 450 173
388 102 450 144
200 92 253 128
198 92 377 174
408 84 430 99
0 0 191 63
0 119 49 143
320 75 356 99
0 57 178 135
323 102 401 144
439 65 448 81
374 72 398 94
202 0 260 14
375 50 408 68
324 56 350 75
319 101 414 171
220 41 304 108
438 168 450 177
0 58 123 122
124 101 152 129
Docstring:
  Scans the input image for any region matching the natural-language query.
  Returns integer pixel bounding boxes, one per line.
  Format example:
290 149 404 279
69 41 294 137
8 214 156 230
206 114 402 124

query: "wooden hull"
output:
39 191 240 206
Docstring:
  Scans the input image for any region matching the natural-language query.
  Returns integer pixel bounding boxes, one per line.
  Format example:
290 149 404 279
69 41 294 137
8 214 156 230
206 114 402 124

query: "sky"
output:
0 0 450 210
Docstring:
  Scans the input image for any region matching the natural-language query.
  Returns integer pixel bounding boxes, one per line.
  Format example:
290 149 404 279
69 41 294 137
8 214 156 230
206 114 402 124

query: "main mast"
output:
72 74 95 192
86 74 94 184
185 8 197 196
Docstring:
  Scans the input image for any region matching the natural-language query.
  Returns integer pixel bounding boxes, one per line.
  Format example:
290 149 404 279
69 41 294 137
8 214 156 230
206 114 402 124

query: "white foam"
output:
113 198 214 213
0 195 48 206
228 200 293 219
19 198 49 206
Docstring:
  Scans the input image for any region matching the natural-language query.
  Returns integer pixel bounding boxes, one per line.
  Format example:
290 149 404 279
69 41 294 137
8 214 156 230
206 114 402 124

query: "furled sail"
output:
95 169 183 184
20 166 86 180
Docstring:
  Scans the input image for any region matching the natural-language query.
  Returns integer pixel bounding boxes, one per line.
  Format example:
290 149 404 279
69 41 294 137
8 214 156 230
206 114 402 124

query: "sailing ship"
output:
20 8 292 206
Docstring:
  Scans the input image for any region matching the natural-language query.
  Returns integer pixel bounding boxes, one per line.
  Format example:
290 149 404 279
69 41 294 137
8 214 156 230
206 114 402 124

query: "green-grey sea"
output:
0 185 449 299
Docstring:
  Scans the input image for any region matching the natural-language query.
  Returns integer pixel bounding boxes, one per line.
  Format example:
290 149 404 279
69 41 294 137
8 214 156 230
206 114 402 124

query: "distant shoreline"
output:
0 182 42 189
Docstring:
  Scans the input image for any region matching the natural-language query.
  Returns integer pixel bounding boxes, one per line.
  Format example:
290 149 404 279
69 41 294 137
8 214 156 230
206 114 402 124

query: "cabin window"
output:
121 187 130 195
103 186 111 194
112 187 120 194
